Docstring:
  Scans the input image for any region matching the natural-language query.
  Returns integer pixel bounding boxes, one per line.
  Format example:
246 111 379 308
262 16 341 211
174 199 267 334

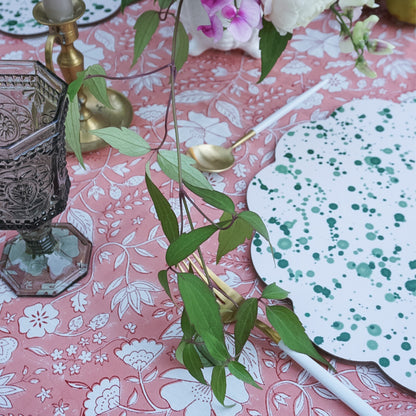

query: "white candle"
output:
43 0 74 22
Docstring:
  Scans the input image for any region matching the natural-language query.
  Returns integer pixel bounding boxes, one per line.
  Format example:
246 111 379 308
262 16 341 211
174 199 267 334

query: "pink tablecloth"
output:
0 1 415 415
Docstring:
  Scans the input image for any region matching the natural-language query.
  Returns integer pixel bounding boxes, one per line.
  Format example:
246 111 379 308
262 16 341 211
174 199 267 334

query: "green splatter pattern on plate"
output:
248 99 416 392
0 0 120 36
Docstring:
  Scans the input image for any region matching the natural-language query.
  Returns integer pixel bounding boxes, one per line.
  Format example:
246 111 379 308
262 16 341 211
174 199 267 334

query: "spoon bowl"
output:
187 143 239 173
186 79 329 173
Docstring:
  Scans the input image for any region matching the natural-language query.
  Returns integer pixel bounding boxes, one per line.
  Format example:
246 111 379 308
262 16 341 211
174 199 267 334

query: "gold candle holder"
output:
33 0 133 153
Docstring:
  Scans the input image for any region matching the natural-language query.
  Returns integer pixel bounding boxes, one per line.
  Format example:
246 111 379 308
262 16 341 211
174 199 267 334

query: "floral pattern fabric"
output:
0 1 415 415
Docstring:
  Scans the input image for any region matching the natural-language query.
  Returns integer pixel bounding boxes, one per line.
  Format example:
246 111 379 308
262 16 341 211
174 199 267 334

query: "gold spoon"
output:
187 79 329 173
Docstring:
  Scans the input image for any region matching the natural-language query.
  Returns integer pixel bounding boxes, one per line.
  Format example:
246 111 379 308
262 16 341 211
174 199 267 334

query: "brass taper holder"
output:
33 0 133 153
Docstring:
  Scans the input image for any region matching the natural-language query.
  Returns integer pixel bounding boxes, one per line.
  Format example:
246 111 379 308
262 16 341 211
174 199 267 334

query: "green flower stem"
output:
330 5 364 58
169 0 184 188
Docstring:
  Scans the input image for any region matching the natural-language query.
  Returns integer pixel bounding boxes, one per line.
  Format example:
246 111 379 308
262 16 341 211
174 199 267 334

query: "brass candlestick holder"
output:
33 0 133 153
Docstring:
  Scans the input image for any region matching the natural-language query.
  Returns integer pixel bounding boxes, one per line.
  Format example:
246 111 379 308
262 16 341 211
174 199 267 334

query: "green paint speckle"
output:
313 285 331 298
394 213 405 222
367 324 382 336
356 263 372 278
327 218 336 228
332 321 344 330
336 332 351 342
337 240 349 249
401 342 411 351
276 165 288 174
405 280 416 293
277 238 292 250
379 357 390 367
367 340 378 350
277 259 289 268
314 336 324 345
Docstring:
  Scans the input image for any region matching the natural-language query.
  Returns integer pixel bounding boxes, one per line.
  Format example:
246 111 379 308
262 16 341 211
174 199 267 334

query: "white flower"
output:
206 173 226 192
321 73 350 92
111 281 160 318
291 29 340 58
161 367 249 415
130 70 166 94
381 59 416 81
18 303 59 338
36 386 52 403
0 280 16 305
88 186 105 201
115 338 163 372
51 349 64 361
135 104 166 122
79 350 92 364
3 50 23 60
83 377 120 416
261 0 336 33
338 0 377 9
281 59 312 75
0 337 17 364
398 90 416 103
53 362 66 375
169 111 232 148
66 345 78 356
69 364 80 375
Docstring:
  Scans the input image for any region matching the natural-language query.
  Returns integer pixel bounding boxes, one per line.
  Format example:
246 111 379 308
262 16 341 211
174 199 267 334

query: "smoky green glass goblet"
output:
0 60 92 296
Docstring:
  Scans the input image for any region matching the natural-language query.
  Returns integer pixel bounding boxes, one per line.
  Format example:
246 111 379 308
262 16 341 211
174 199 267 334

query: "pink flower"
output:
198 14 224 42
198 0 262 43
223 0 262 42
200 0 232 15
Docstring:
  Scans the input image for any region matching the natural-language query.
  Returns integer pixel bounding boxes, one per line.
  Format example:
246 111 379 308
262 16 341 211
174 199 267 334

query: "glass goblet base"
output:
0 223 92 296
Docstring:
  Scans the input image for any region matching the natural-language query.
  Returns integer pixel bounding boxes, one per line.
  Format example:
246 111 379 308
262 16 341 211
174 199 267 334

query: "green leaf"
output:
195 336 222 367
211 366 226 405
185 182 235 213
177 273 224 341
90 127 151 156
202 331 230 363
84 64 112 108
238 210 270 241
261 283 289 300
234 298 258 357
65 97 84 167
157 150 213 190
67 71 86 101
158 0 172 8
146 168 179 243
175 339 185 364
266 305 329 366
181 310 195 339
217 212 253 263
132 10 160 67
158 269 172 300
228 361 261 389
258 20 292 83
121 0 138 13
166 225 218 266
183 343 206 384
174 21 189 71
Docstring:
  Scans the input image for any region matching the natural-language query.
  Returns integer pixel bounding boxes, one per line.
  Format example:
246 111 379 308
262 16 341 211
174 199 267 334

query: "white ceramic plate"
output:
0 0 120 36
248 99 416 391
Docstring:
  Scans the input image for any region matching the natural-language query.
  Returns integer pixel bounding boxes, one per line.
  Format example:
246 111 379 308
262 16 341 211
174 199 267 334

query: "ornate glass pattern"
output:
0 61 92 296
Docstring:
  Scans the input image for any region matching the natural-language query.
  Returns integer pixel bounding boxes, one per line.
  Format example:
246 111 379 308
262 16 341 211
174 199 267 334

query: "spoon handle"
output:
251 78 329 135
230 130 257 150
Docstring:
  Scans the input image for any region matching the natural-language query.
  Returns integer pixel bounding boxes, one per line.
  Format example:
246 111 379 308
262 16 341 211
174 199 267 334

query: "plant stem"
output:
169 0 184 188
